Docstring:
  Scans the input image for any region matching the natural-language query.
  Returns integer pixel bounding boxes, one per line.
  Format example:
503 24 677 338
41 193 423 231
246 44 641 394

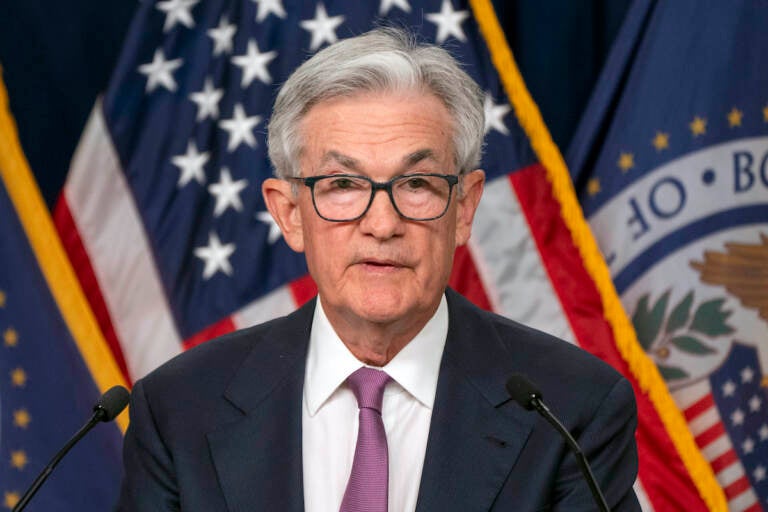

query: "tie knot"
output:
346 367 391 413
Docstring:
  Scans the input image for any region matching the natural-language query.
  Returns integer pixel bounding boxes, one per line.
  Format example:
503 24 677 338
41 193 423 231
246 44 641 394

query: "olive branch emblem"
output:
631 290 734 381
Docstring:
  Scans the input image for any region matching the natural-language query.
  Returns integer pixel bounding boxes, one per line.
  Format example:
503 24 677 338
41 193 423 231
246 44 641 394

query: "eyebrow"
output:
403 149 437 167
320 150 360 171
319 148 439 173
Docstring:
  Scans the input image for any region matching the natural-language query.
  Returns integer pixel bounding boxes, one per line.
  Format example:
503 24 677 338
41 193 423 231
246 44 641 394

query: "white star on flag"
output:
300 3 345 51
256 211 282 244
219 104 261 152
379 0 411 15
722 379 737 397
426 0 469 44
194 232 236 279
189 78 224 121
741 366 755 383
760 424 768 440
749 395 762 412
138 49 183 92
253 0 287 22
483 93 511 135
754 465 767 482
208 168 248 217
232 40 277 87
732 408 745 426
156 0 199 32
171 141 209 187
742 437 755 454
207 15 236 56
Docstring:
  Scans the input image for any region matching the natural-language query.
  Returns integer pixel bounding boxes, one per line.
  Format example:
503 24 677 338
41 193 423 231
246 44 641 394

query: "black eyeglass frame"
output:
288 173 460 222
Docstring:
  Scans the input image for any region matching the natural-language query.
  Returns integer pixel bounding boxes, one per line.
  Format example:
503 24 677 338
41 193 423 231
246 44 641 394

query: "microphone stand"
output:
529 396 610 512
12 411 103 512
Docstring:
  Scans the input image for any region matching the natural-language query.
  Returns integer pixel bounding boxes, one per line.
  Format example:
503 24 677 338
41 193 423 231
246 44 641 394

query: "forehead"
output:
298 91 455 171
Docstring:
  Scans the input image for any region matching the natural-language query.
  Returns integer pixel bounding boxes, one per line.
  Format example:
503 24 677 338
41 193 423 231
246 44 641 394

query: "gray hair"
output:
267 27 485 179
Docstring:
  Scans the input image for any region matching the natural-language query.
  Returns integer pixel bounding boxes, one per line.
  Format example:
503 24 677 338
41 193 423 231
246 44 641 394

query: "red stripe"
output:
710 450 738 473
184 274 319 349
449 245 493 311
53 196 132 385
183 316 236 350
695 422 726 448
684 394 715 422
510 163 709 512
289 274 318 306
723 476 751 500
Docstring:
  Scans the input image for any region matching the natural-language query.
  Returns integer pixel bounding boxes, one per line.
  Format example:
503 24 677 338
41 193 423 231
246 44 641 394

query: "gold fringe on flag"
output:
0 67 129 432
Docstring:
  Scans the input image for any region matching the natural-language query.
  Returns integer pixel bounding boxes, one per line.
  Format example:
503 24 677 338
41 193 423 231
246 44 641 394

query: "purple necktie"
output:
339 367 392 512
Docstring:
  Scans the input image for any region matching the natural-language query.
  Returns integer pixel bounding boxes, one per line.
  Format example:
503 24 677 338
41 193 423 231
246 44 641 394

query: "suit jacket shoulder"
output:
443 288 625 408
117 299 315 512
415 289 640 511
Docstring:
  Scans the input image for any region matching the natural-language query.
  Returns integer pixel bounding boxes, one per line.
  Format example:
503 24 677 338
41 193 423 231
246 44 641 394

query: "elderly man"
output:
117 28 640 511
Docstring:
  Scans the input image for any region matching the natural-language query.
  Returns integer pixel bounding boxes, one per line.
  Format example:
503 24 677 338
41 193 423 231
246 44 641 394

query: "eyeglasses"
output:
289 173 459 222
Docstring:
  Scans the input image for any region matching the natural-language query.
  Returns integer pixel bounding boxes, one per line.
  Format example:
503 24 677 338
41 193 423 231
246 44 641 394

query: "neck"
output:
321 299 441 367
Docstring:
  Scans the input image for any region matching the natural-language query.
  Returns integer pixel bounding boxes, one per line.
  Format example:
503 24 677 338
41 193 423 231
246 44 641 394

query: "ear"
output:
262 178 305 252
454 169 485 246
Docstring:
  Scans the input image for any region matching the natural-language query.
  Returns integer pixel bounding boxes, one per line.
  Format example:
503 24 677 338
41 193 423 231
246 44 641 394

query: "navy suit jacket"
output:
116 289 640 511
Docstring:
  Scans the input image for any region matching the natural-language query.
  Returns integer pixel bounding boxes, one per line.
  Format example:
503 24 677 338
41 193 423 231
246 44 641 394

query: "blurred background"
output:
3 1 767 511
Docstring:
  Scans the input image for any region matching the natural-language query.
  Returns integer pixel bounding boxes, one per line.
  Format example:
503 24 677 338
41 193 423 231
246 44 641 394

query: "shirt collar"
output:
304 294 448 416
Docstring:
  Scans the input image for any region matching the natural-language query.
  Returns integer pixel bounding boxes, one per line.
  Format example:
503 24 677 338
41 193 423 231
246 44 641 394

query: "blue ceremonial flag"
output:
0 73 126 509
569 1 768 510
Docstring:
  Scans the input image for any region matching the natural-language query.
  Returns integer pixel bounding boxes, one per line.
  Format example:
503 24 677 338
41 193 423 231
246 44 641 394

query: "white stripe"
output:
687 406 719 435
633 479 655 512
470 176 575 343
231 284 298 329
727 489 758 512
65 100 182 380
673 379 711 410
701 434 732 461
717 461 745 487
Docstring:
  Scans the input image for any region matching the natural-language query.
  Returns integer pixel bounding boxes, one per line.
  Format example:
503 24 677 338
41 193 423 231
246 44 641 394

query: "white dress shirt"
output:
302 295 448 512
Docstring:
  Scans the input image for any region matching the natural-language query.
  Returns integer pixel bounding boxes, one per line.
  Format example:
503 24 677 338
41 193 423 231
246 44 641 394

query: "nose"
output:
358 189 403 239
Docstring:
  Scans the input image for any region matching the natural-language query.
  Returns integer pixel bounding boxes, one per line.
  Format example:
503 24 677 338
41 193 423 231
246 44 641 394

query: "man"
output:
117 28 640 511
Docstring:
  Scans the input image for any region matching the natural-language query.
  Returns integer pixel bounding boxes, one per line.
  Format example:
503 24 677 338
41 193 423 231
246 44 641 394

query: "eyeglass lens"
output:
311 175 453 221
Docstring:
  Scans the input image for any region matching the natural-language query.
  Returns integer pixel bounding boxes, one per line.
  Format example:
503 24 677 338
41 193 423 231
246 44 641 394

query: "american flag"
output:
569 1 768 510
54 0 722 510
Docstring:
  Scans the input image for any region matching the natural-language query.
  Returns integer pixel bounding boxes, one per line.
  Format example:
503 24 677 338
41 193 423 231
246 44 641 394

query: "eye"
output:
326 176 366 191
331 177 354 189
403 176 429 189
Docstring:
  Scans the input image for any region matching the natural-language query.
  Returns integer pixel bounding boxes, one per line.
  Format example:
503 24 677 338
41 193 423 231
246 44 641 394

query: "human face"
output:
264 91 484 333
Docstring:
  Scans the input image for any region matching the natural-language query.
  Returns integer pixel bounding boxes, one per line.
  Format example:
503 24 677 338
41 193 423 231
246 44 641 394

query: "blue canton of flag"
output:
0 179 123 509
568 1 768 510
711 344 768 502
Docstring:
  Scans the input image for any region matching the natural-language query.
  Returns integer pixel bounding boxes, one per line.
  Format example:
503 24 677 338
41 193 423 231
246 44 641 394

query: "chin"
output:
354 291 409 323
352 285 441 326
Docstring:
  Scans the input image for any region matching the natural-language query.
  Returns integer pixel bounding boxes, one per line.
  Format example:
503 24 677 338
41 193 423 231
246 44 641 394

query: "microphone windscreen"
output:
505 374 542 410
93 385 130 422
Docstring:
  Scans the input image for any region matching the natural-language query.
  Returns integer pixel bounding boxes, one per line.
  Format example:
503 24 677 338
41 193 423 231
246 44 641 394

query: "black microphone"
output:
505 374 610 512
12 385 130 512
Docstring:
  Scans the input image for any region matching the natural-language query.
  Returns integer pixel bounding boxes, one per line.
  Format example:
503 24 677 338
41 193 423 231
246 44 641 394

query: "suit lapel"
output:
416 290 537 511
207 300 315 512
